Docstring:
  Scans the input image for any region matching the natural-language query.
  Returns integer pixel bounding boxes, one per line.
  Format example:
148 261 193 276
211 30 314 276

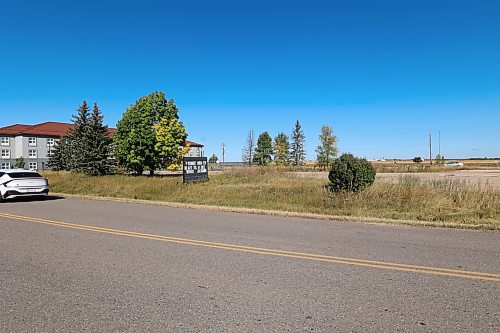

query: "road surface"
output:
0 197 499 332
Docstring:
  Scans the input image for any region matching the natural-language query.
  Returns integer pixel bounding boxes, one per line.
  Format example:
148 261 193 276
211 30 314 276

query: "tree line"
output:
239 120 338 170
48 91 188 176
46 92 376 193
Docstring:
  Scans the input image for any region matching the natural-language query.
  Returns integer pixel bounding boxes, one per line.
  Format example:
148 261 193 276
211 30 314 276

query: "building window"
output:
1 150 10 159
1 137 9 146
47 138 55 146
1 162 11 169
28 137 37 146
28 150 37 158
29 162 38 170
47 150 55 157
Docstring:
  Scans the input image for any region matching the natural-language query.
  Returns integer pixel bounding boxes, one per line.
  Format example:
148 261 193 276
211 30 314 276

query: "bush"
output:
328 153 376 192
413 156 423 163
14 157 26 169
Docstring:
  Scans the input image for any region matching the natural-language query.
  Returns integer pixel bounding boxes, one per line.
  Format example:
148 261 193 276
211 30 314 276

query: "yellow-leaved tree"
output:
155 117 188 171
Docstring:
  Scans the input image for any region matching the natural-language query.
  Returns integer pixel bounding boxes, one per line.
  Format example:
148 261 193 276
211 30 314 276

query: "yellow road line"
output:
0 212 499 282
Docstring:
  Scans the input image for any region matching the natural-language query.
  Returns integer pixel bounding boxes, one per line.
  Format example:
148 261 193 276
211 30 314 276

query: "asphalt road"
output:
0 198 498 332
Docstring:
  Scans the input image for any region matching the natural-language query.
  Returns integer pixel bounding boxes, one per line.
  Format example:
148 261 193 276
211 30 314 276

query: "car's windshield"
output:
7 172 43 178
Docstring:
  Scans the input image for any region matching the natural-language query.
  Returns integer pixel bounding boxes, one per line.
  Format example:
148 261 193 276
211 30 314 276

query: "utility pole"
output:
429 129 433 166
222 143 226 164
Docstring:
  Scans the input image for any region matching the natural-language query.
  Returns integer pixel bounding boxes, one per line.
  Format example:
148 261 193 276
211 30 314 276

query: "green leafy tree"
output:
254 131 273 165
413 156 423 163
209 154 218 163
290 120 306 166
316 125 338 170
114 91 184 175
273 132 290 165
328 153 376 192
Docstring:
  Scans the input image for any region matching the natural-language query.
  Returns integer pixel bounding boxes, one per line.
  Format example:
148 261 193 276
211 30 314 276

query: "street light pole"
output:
222 143 226 164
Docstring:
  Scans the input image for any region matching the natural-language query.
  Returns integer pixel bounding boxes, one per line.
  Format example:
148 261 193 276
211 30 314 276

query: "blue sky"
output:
1 0 499 160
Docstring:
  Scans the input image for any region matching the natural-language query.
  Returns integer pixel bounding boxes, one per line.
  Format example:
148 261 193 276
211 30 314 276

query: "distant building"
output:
183 141 204 158
0 122 203 170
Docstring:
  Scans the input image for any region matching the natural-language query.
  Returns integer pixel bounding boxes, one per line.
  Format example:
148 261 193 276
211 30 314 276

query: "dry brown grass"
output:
371 159 500 173
43 168 500 230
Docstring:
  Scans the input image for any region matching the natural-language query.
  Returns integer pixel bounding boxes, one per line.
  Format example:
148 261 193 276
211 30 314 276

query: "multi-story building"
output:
0 122 204 170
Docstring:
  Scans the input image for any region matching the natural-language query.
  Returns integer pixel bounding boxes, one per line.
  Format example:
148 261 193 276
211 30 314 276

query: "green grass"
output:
43 168 500 230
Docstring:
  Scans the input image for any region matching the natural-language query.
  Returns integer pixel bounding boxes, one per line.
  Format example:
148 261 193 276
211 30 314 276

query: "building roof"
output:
0 122 202 147
21 122 73 137
0 122 114 138
0 124 33 135
184 140 204 147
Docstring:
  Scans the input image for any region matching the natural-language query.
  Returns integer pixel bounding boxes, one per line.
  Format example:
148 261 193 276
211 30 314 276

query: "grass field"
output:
43 168 500 230
293 159 500 173
370 159 500 173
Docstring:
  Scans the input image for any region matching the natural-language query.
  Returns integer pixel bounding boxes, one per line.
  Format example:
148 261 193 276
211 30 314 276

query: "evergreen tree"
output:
47 101 113 175
81 103 113 175
290 120 306 166
254 131 273 165
242 130 255 166
47 137 71 170
273 132 290 165
66 101 91 172
315 125 338 170
114 91 183 175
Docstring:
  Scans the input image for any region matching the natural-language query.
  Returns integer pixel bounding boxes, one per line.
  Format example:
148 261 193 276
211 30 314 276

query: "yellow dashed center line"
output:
0 212 499 282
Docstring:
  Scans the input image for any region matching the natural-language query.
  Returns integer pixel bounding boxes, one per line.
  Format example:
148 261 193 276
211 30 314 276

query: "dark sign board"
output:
183 157 209 183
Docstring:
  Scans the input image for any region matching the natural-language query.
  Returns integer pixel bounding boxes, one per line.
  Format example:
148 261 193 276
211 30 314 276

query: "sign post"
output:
183 157 209 183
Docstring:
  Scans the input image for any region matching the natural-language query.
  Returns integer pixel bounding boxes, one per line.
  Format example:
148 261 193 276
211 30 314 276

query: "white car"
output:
0 169 49 202
443 161 464 167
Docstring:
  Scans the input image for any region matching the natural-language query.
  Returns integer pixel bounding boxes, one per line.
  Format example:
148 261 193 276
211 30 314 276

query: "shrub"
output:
14 157 26 169
413 156 423 163
328 153 376 192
